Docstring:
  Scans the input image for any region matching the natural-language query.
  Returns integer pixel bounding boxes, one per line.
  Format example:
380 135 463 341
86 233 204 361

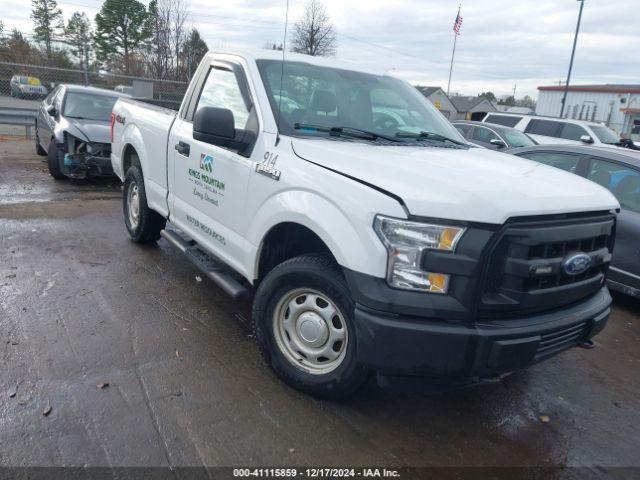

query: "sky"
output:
2 0 639 98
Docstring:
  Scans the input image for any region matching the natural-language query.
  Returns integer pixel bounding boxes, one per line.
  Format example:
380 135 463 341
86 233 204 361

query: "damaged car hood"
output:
291 138 619 225
61 118 111 144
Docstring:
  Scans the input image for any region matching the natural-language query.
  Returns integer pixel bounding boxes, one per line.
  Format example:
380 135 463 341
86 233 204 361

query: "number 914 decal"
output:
256 152 281 181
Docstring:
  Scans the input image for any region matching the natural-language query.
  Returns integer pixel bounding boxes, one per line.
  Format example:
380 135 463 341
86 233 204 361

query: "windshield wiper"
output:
395 130 467 146
294 123 401 143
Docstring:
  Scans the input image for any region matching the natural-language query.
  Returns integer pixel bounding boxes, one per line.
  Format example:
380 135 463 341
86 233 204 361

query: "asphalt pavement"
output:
0 138 639 475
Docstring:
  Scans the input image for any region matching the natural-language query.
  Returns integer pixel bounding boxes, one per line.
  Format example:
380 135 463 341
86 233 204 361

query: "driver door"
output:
168 62 257 275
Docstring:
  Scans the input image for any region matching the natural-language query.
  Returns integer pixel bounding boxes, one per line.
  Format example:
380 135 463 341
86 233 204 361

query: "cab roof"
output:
206 49 386 76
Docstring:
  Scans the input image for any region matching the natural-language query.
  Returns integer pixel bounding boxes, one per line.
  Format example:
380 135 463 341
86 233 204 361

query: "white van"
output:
483 113 622 148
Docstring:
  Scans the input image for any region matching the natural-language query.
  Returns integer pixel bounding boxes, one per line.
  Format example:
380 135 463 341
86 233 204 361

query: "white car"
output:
483 112 623 148
111 50 618 398
10 75 48 99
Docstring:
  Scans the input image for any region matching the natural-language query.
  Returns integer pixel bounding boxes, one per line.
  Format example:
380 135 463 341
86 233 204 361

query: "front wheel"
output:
46 139 65 179
123 164 166 243
253 254 368 399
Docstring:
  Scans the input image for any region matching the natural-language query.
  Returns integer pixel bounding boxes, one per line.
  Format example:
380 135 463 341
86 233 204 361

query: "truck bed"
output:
111 97 178 218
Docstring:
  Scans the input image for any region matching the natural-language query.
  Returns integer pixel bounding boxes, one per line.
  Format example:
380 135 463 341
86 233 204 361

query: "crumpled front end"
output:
61 133 114 179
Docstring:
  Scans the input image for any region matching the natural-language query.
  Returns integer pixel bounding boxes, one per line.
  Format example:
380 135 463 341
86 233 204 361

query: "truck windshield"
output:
63 92 119 122
257 59 466 144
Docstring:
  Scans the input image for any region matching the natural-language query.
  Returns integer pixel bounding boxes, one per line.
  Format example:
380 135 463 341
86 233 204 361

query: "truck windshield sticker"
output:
256 152 281 181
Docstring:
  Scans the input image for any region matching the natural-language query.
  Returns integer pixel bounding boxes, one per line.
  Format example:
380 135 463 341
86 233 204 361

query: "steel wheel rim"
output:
272 288 348 375
127 181 140 229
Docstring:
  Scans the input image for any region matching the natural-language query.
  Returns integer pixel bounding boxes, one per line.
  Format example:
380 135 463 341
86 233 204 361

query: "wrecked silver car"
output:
35 85 128 180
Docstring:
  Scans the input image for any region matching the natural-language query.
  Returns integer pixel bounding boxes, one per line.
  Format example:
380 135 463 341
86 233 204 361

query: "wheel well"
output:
122 144 140 175
257 223 335 281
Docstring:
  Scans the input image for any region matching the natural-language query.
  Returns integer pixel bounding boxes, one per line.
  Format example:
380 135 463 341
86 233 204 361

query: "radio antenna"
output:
275 0 290 146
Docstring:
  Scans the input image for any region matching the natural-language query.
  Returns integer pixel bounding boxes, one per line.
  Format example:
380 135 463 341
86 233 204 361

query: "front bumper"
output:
353 287 611 379
62 153 114 179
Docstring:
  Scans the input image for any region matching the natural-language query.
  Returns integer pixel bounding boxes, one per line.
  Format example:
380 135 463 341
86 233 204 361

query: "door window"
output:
483 114 522 127
588 159 640 213
525 119 562 137
519 152 581 173
196 67 250 129
559 123 588 141
472 126 499 143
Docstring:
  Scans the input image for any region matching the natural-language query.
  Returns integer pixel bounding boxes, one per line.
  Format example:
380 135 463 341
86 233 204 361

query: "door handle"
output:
175 141 190 156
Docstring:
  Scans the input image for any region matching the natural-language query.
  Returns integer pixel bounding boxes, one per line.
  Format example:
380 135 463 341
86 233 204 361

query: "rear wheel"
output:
253 254 368 399
46 139 65 180
123 164 166 243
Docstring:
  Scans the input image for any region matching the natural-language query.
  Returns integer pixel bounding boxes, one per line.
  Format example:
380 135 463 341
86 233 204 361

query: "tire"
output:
123 164 166 243
253 254 368 399
35 125 46 156
46 139 66 180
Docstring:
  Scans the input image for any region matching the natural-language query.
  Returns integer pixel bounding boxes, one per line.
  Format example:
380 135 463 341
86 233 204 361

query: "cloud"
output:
2 0 638 97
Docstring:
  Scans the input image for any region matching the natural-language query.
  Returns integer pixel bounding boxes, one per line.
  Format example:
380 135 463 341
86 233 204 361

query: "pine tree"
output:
65 12 92 70
94 0 150 74
31 0 63 61
182 29 208 80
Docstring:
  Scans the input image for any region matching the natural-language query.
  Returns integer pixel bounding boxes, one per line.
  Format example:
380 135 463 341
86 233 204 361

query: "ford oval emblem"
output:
563 252 592 276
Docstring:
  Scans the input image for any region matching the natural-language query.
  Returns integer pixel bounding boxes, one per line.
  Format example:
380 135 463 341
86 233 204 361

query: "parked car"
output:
111 50 618 398
482 112 628 149
10 75 48 99
35 85 129 179
452 120 537 150
510 144 640 298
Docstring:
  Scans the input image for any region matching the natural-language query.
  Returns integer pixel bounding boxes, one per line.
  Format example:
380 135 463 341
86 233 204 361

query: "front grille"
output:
481 213 615 317
536 321 589 360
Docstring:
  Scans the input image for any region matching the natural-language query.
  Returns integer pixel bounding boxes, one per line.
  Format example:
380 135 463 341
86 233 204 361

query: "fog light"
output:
427 273 449 293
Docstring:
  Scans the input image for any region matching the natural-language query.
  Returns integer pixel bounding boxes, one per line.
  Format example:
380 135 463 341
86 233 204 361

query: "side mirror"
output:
46 105 57 117
193 107 256 156
490 138 507 149
580 134 594 144
194 107 236 139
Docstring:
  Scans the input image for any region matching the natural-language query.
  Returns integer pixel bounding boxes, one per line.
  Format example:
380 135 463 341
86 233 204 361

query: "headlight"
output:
373 215 465 293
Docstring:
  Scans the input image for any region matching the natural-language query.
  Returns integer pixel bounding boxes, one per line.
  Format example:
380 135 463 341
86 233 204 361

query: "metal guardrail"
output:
0 107 38 138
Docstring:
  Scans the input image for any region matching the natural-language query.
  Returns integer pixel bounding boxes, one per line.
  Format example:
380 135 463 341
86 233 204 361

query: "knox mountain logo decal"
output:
200 153 214 173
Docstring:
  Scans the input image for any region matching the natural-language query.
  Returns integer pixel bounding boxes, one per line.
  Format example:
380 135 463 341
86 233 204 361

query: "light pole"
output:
560 0 585 118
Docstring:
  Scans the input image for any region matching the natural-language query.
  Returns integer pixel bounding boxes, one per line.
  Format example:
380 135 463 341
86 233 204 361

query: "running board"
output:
160 229 248 301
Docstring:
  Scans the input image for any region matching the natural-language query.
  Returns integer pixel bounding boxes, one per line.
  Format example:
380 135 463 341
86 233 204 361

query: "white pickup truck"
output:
111 50 619 398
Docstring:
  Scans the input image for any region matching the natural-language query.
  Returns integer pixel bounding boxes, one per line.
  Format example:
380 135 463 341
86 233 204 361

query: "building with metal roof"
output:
536 84 640 141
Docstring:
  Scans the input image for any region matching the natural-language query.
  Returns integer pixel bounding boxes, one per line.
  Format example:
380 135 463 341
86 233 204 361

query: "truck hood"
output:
64 118 111 144
291 138 619 224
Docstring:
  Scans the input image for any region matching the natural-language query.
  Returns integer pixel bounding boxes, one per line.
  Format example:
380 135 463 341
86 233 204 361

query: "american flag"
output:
453 9 463 35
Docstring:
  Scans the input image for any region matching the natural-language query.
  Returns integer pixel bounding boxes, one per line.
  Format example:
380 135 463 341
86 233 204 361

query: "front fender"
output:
248 189 392 279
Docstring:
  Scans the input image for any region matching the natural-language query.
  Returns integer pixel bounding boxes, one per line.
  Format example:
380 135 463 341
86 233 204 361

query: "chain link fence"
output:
0 61 188 110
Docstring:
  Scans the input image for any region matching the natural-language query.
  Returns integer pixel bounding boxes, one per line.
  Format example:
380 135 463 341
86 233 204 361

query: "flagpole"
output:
446 31 458 96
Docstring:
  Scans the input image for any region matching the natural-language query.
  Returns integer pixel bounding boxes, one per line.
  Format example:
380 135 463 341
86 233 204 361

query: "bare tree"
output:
169 0 188 78
147 0 188 80
291 0 336 57
148 0 172 79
